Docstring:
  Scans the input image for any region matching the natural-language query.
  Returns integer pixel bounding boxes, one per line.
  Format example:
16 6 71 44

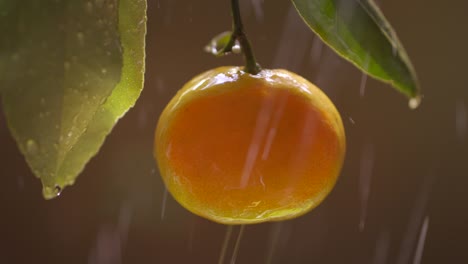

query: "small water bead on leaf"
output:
86 2 94 13
76 32 85 45
26 139 39 155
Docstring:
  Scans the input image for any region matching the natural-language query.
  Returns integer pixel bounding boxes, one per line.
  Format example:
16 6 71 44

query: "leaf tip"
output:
42 184 63 200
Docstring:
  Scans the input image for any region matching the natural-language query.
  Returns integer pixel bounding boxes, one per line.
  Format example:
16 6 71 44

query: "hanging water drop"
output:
42 185 62 199
55 185 62 196
409 96 422 110
232 43 242 54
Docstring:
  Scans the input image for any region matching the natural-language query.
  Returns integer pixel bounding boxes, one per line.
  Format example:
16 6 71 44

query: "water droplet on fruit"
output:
26 139 39 155
409 96 422 110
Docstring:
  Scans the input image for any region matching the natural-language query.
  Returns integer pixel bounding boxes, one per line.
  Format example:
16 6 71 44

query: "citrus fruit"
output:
154 66 345 224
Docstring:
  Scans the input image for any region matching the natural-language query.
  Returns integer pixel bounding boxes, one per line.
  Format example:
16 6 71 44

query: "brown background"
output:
1 0 467 263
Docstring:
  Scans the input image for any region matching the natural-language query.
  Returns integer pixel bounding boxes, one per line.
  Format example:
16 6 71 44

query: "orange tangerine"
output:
155 66 345 224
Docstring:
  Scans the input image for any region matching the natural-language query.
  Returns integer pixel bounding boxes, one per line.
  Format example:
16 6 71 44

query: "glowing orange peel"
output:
155 66 345 224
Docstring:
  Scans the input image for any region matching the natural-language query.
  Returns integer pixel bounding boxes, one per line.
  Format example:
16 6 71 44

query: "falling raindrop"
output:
88 225 122 264
218 225 234 264
396 174 435 264
95 0 104 8
229 225 245 264
250 0 264 23
156 77 165 94
77 32 85 45
359 143 375 232
372 230 391 264
265 222 283 264
412 216 429 264
86 1 93 13
310 36 323 65
455 100 467 141
161 187 168 220
218 225 246 264
359 56 370 97
272 6 312 71
240 95 274 188
17 175 25 190
117 202 133 250
187 220 196 252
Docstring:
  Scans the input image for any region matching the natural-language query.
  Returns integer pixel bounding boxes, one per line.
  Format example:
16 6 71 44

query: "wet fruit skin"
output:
155 66 345 224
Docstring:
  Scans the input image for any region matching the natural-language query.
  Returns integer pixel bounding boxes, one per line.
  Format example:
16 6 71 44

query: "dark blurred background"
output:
1 0 467 263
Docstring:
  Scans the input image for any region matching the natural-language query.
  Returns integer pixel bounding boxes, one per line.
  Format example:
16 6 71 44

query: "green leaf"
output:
0 0 147 199
0 0 17 92
291 0 419 98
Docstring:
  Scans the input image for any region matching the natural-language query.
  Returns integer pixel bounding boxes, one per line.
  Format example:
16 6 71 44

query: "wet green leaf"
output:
291 0 419 98
0 0 147 199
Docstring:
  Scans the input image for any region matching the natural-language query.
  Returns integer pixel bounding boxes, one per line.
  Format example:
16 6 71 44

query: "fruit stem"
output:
231 0 262 75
